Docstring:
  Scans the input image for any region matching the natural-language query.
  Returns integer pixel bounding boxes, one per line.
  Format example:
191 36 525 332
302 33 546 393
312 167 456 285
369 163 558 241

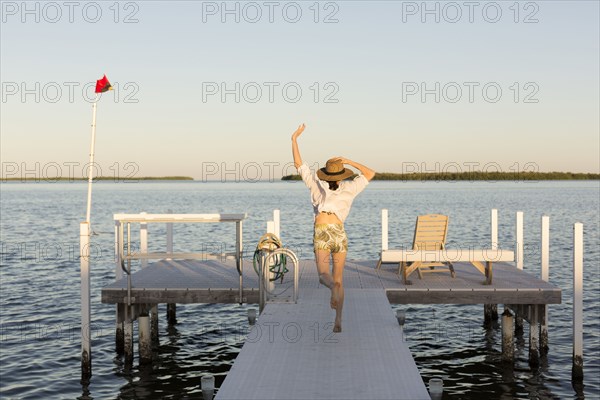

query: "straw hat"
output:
317 158 355 181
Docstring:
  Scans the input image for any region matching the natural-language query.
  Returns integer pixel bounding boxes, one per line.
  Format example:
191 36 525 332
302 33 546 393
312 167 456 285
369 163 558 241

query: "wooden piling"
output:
529 305 540 367
539 304 548 355
515 313 524 335
484 304 492 325
167 303 177 325
501 308 514 363
151 305 159 345
484 304 498 326
115 303 125 354
115 324 124 354
139 314 152 364
572 222 583 381
124 315 134 364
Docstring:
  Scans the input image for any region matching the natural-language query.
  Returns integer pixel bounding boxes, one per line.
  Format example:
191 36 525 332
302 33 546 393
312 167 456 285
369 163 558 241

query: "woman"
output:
291 123 375 332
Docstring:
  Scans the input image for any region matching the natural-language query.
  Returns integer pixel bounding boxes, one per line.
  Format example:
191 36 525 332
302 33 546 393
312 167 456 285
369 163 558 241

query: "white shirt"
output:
297 163 369 223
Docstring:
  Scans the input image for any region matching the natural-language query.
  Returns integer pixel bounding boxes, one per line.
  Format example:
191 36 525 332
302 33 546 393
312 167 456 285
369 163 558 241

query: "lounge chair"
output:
377 214 455 284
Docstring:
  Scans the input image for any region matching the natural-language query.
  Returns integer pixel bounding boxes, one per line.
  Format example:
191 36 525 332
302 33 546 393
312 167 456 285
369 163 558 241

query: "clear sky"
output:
1 1 599 180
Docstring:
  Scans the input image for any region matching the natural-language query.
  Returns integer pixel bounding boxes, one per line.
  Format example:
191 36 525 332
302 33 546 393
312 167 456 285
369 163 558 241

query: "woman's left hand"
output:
332 156 350 165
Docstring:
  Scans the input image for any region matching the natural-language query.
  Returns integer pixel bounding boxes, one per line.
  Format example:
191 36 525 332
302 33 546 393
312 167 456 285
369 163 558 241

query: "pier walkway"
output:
216 288 430 399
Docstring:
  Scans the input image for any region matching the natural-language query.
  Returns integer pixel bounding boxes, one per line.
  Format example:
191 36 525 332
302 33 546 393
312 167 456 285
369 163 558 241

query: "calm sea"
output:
1 180 599 399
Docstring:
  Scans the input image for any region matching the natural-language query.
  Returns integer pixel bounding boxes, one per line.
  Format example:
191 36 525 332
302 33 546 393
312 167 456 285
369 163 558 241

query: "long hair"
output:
328 181 339 191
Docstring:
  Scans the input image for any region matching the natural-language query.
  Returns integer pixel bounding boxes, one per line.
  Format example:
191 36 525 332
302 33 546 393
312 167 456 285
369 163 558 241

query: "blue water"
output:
1 180 599 399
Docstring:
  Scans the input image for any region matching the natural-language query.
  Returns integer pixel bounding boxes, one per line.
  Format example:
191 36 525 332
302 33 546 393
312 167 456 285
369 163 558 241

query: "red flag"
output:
95 75 112 93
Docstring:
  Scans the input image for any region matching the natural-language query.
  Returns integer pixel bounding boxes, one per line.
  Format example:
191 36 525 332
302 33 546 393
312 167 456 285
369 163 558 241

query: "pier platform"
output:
101 259 562 305
101 258 561 397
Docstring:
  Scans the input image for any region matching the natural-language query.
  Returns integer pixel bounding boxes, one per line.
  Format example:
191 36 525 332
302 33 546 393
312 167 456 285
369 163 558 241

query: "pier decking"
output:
101 259 561 305
216 288 430 400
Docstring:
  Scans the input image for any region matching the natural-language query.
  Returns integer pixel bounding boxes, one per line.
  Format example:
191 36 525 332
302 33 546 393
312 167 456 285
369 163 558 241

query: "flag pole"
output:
81 91 99 379
85 93 100 227
81 75 110 379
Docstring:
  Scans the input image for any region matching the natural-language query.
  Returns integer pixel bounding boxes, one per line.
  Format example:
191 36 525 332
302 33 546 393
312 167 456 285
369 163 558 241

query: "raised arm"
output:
291 123 305 169
334 157 376 181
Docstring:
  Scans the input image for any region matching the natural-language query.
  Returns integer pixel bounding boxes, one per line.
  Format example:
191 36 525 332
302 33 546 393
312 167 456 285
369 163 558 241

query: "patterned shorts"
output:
313 224 348 253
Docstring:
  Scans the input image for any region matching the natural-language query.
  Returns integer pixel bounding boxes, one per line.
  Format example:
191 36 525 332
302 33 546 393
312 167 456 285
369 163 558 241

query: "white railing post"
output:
541 216 549 281
236 219 243 304
166 210 173 260
572 222 584 380
267 221 275 234
114 219 124 354
382 209 388 251
540 215 550 354
266 221 275 293
80 222 91 378
273 209 280 240
491 209 498 250
115 220 123 281
166 210 175 320
516 211 524 270
140 212 148 268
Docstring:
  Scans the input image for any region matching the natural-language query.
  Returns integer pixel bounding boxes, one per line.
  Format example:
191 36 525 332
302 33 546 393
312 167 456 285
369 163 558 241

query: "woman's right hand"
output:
292 123 305 140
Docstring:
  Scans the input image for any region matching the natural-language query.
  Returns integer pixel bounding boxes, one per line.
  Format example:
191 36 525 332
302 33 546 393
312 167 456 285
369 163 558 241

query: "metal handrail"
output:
114 213 247 305
259 248 299 312
122 252 237 260
121 258 133 306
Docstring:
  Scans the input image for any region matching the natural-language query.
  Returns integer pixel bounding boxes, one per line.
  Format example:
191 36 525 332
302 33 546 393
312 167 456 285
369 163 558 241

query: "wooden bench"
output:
379 249 516 285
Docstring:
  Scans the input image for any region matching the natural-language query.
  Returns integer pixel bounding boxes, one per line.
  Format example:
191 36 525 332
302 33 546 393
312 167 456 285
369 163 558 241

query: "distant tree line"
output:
281 171 600 181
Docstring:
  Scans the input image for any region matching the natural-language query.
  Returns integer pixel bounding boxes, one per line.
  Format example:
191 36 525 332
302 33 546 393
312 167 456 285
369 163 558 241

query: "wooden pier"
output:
93 210 571 397
101 257 561 397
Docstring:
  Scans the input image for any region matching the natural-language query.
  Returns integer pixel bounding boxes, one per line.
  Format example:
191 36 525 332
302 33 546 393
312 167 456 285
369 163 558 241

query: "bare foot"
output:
333 320 342 333
330 282 341 309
